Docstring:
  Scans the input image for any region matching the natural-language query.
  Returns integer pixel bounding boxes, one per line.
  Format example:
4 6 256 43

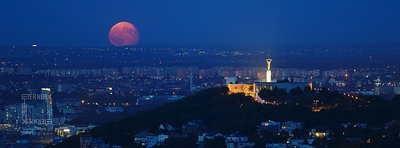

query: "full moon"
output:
109 22 139 46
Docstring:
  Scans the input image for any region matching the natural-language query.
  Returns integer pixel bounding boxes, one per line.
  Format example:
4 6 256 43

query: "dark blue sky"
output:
1 0 399 46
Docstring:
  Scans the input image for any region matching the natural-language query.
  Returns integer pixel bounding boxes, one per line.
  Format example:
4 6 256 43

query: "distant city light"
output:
107 87 112 91
41 88 51 91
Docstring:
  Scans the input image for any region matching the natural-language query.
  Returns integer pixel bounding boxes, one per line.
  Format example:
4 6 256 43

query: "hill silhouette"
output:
52 87 400 147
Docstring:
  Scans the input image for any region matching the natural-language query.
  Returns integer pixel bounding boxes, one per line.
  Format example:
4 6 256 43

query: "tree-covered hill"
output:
52 87 400 147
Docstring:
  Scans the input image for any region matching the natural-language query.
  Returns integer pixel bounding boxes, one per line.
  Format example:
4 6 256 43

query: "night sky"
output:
1 0 399 46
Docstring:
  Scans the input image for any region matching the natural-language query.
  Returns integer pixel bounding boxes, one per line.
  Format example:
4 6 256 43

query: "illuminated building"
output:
309 128 330 138
55 125 95 138
374 86 400 96
266 58 272 82
42 88 53 131
227 58 312 101
227 82 270 99
227 81 312 101
257 120 303 134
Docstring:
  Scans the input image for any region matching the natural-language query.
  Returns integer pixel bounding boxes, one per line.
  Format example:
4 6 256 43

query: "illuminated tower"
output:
266 58 272 82
41 88 53 131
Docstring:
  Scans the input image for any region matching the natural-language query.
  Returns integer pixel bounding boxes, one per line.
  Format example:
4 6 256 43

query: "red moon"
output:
109 22 139 46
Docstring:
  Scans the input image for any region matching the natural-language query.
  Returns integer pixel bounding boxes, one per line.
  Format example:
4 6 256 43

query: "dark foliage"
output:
54 88 400 147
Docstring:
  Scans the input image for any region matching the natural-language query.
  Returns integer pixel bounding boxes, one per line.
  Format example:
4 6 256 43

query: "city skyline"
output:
1 0 400 147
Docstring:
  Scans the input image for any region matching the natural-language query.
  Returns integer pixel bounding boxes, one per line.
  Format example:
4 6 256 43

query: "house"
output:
197 131 224 143
134 130 169 147
134 130 154 145
226 132 254 148
159 123 175 132
309 128 330 138
226 133 248 143
144 134 169 148
257 120 304 134
281 121 304 134
258 120 281 133
55 125 95 138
